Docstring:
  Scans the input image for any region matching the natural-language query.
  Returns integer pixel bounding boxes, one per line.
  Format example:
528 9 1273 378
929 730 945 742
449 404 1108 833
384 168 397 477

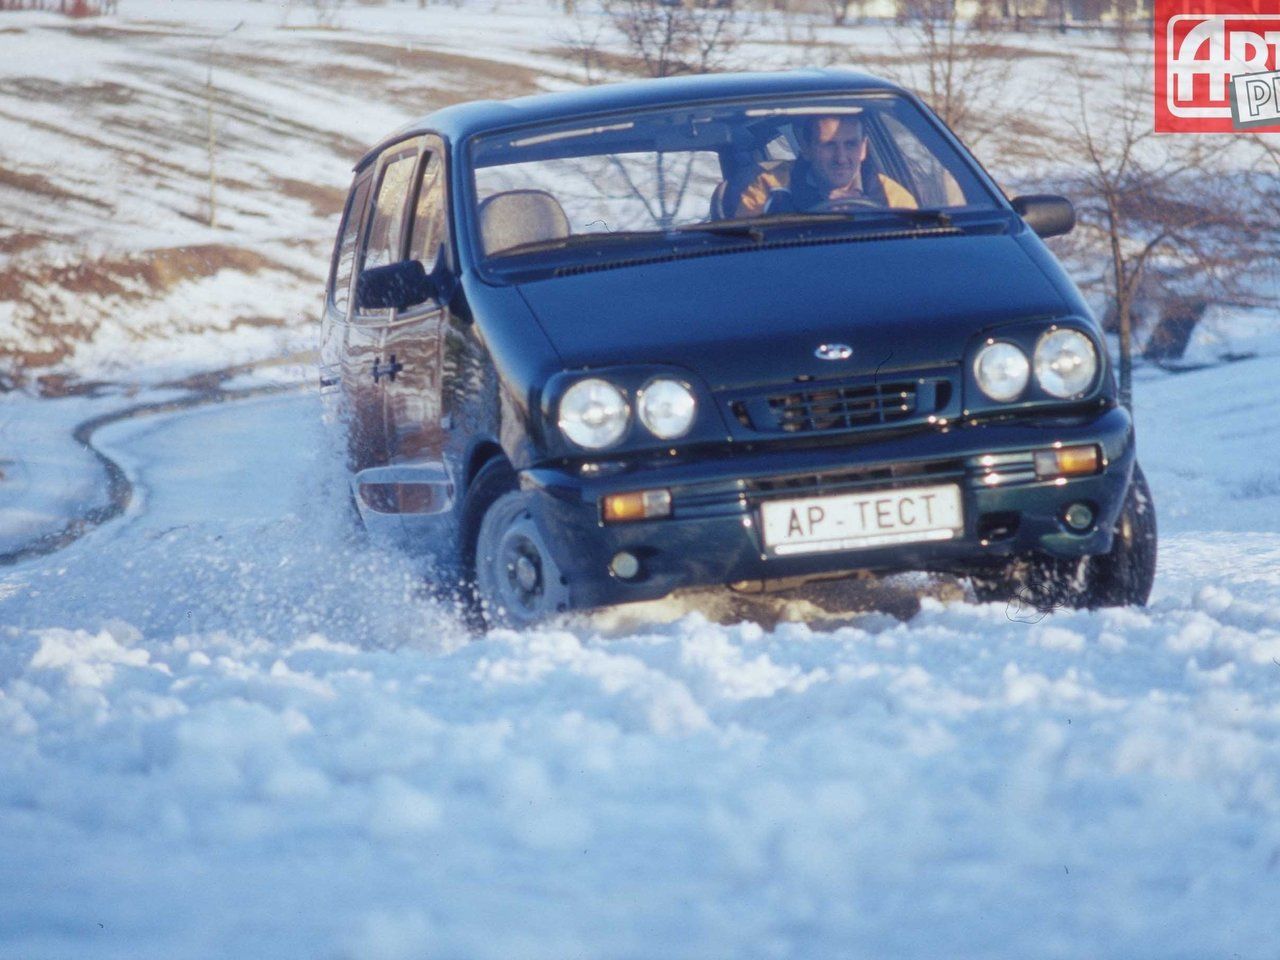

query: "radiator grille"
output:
725 370 957 438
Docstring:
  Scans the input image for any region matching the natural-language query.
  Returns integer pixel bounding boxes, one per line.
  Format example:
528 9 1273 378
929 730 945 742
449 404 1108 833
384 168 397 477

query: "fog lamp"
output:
609 551 641 580
1034 444 1100 478
602 489 671 523
1063 502 1095 531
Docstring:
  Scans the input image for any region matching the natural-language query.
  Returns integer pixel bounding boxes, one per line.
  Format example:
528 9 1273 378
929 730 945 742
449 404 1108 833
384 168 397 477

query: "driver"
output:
735 115 917 216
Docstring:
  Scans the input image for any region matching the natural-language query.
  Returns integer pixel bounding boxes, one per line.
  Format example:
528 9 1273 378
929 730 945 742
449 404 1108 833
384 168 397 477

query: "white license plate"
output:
760 483 964 556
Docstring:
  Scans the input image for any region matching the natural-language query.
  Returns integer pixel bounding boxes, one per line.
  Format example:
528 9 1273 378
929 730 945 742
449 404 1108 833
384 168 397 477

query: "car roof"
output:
355 69 907 171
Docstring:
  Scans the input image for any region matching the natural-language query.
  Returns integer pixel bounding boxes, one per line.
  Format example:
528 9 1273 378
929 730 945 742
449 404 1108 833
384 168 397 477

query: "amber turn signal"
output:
1034 444 1100 479
602 489 672 523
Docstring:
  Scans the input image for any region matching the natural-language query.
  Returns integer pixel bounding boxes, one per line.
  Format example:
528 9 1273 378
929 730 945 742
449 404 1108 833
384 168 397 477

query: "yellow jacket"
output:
735 159 918 215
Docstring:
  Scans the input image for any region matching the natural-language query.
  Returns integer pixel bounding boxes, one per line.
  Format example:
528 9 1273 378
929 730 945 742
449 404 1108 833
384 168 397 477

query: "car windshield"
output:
469 93 1000 268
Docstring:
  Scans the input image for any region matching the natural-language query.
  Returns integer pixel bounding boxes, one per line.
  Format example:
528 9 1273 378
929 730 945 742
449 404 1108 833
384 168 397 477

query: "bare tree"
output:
600 0 747 78
204 20 243 229
1045 69 1278 404
820 0 862 27
887 0 1016 149
563 13 610 83
310 0 344 28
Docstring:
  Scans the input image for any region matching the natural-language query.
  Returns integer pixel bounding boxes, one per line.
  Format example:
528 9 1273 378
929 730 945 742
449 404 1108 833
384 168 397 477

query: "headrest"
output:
478 189 570 255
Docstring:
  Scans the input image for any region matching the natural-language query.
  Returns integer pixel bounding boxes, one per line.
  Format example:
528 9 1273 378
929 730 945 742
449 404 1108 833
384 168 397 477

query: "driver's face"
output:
802 117 868 193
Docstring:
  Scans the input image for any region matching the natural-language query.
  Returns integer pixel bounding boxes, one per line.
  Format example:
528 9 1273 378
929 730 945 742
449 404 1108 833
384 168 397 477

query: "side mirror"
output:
1011 195 1075 238
355 260 437 312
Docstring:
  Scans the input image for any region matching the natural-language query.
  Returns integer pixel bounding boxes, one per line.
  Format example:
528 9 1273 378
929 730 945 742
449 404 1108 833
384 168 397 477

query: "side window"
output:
408 149 447 273
330 172 372 316
765 131 796 161
359 148 418 276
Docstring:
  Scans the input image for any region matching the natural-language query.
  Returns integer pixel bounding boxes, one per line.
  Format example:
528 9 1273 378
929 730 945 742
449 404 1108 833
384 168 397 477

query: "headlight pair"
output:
558 377 696 450
973 328 1097 403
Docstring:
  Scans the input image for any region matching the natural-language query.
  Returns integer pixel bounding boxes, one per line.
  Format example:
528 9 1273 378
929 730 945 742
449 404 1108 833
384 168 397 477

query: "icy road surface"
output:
3 360 1280 960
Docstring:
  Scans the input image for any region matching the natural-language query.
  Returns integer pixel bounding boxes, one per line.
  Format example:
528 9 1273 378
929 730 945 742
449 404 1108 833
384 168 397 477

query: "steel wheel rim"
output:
497 527 544 613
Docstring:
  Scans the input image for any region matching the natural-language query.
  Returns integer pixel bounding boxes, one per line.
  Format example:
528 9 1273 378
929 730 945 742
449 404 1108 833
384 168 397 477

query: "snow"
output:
1 352 1279 958
3 0 1280 955
0 391 121 557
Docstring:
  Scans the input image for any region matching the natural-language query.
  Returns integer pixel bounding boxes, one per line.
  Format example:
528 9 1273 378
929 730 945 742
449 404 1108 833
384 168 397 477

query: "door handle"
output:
371 354 404 383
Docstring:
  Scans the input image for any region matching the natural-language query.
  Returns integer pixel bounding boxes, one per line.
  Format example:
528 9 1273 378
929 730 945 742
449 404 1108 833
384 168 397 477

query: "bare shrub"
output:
563 14 611 82
886 0 1019 149
820 0 863 27
314 0 345 27
1042 67 1278 402
600 0 748 78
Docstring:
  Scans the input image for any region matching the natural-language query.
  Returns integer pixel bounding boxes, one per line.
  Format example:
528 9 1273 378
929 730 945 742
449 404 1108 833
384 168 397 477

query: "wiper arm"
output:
870 207 955 227
674 209 960 237
672 212 855 241
490 230 667 258
493 208 961 260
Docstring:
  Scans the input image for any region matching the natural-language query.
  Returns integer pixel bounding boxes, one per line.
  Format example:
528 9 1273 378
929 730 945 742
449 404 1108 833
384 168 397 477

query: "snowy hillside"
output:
6 0 1272 385
0 0 573 383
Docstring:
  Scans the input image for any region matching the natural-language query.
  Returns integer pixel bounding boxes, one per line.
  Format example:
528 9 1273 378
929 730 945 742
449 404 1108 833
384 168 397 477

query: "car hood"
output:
516 233 1070 390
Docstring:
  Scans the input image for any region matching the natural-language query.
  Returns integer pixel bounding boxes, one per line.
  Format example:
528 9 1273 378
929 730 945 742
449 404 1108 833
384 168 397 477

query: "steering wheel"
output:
811 196 883 213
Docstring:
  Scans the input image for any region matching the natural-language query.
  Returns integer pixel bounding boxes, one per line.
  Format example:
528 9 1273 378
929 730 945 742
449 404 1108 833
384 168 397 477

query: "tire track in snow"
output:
0 381 303 567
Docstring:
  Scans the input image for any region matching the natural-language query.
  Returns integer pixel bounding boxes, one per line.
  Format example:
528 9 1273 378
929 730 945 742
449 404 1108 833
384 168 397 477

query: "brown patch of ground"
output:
0 164 105 206
0 244 281 304
272 177 346 219
0 231 54 256
549 44 654 78
63 22 208 40
0 245 308 374
220 49 398 91
322 39 551 103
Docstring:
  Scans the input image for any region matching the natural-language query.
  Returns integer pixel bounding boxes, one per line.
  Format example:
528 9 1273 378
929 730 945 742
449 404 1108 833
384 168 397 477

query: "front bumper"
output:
521 405 1135 610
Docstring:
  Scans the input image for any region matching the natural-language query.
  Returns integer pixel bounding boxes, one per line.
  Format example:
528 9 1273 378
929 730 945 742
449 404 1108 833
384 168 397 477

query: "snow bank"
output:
1 359 1280 958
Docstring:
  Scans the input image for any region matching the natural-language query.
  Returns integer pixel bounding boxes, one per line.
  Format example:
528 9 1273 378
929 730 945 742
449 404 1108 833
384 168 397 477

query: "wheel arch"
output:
463 439 509 495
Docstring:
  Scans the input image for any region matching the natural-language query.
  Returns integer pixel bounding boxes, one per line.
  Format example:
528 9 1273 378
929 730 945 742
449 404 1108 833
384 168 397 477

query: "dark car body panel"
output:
524 404 1134 608
516 231 1070 386
327 69 1137 612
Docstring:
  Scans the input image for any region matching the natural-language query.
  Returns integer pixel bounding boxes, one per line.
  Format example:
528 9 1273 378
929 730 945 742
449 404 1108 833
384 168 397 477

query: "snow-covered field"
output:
3 351 1280 959
4 0 1280 956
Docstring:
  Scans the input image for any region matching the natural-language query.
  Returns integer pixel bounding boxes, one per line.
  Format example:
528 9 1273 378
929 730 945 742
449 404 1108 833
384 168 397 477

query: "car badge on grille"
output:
815 343 853 361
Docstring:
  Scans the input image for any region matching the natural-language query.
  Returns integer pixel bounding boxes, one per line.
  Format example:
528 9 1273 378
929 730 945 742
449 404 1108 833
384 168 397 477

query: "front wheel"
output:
971 463 1157 611
1087 461 1157 607
461 460 569 631
474 491 570 629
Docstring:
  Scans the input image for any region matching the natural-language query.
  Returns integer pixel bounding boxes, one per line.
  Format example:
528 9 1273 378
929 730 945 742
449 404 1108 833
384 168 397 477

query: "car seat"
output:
478 189 570 255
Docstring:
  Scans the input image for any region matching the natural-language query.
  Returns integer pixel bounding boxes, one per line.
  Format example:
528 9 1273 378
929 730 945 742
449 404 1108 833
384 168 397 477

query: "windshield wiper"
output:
493 208 964 261
674 208 960 238
866 207 956 227
674 212 855 240
491 230 669 259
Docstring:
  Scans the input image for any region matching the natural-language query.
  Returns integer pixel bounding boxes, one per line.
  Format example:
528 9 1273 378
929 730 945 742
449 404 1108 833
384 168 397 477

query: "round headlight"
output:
558 378 629 449
974 342 1030 402
1035 328 1098 398
638 378 696 439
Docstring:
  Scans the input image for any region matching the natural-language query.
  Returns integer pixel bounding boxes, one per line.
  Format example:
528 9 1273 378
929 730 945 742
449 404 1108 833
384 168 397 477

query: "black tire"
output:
460 459 569 630
971 462 1157 612
459 457 519 584
1087 461 1157 607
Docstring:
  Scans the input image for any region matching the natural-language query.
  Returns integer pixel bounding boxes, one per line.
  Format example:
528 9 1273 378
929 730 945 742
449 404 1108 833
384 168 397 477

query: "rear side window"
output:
409 150 447 273
360 149 418 275
330 173 372 316
327 172 373 316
